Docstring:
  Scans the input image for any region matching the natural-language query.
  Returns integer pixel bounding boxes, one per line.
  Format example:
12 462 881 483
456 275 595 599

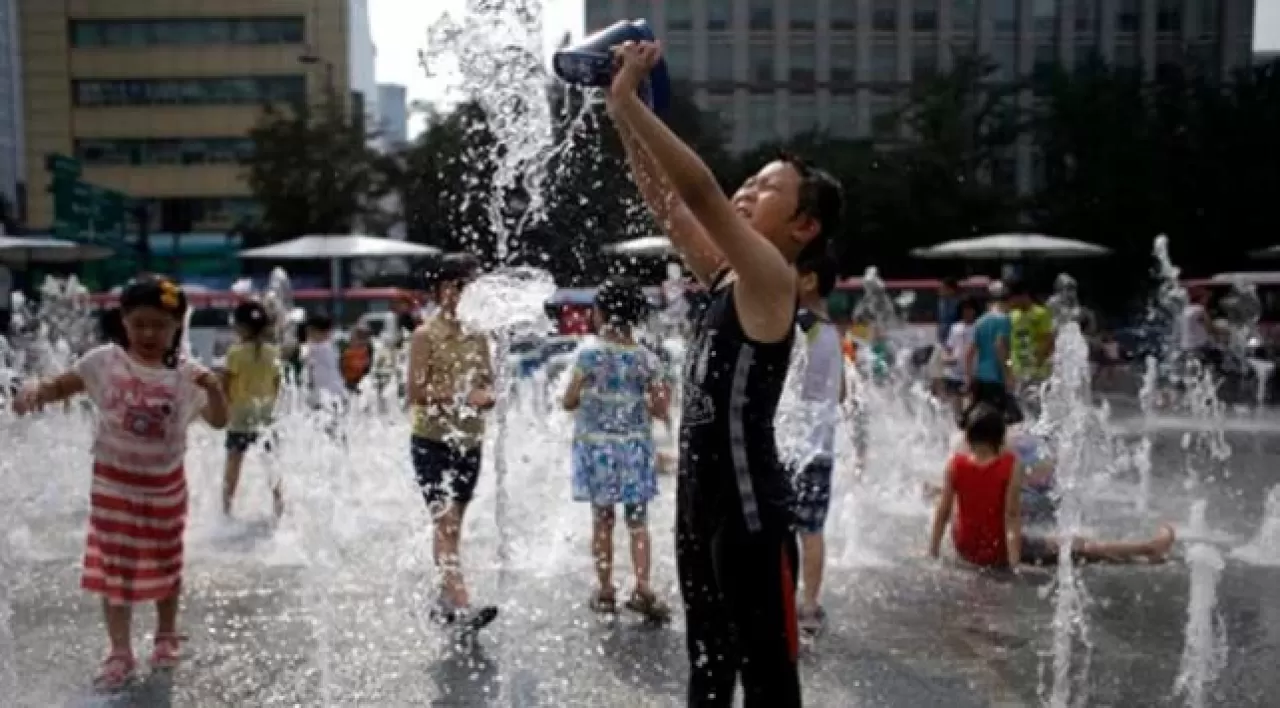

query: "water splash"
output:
424 0 556 260
1173 543 1228 707
1133 355 1159 513
1232 485 1280 565
1041 322 1095 708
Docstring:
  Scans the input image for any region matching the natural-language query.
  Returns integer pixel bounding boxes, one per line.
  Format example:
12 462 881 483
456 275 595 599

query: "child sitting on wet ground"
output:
928 405 1175 569
562 278 672 622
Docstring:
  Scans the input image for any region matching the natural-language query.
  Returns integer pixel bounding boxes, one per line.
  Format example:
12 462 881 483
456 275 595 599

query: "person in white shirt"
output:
941 296 979 417
1178 287 1222 369
304 314 346 437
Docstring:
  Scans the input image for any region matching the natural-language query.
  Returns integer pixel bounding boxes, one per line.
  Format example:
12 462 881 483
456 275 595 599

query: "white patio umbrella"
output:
604 235 673 258
910 233 1110 260
0 236 113 265
239 234 443 314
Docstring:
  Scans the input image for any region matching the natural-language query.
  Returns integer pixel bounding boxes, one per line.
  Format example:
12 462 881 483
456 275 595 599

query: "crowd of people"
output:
7 40 1181 707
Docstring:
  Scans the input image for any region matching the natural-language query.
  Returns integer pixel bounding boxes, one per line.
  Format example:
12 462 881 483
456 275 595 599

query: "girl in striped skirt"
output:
13 276 228 691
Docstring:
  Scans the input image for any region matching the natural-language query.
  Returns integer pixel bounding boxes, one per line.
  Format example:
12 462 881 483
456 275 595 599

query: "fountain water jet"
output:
1173 543 1228 708
1231 484 1280 565
1040 322 1095 708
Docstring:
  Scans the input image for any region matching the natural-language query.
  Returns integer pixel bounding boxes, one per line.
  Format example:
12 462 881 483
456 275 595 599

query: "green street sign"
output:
45 153 82 178
45 152 131 245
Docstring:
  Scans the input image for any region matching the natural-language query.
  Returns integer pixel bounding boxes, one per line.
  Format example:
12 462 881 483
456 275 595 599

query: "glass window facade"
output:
70 17 304 47
871 43 897 82
1195 0 1220 36
872 1 898 32
790 0 817 30
830 42 856 84
749 44 775 83
913 41 938 80
748 0 774 31
664 40 692 80
706 0 732 31
1157 0 1183 33
143 197 262 229
708 40 734 82
912 1 938 32
790 95 818 135
830 0 857 30
1075 0 1100 33
829 95 857 138
991 0 1017 33
1032 0 1058 34
1116 0 1141 33
747 95 776 146
75 137 255 166
952 0 977 33
666 1 692 30
790 43 816 83
73 76 306 107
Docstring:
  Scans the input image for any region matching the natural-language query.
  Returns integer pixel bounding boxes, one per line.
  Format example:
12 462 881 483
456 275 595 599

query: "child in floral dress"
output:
562 278 671 621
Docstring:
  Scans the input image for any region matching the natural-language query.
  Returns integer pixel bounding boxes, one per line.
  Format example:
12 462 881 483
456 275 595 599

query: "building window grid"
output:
75 137 255 167
73 76 306 107
952 0 978 34
991 0 1018 34
747 0 774 32
790 42 816 84
1156 0 1183 34
830 0 857 30
872 0 898 32
69 17 304 48
707 40 734 82
705 0 732 31
1116 0 1141 34
912 1 939 33
666 1 692 30
828 95 857 138
790 0 817 30
749 43 776 84
830 42 856 85
790 94 819 136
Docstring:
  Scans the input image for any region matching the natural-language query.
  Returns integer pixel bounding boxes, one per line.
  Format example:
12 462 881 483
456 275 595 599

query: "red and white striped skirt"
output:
82 461 188 605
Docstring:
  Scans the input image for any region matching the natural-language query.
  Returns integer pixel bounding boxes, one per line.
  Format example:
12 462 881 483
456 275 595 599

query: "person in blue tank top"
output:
965 288 1022 425
609 40 844 708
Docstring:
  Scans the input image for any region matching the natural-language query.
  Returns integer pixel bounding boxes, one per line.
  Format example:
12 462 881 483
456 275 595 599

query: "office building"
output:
19 0 355 237
586 0 1257 193
378 83 409 146
349 0 379 140
0 0 22 214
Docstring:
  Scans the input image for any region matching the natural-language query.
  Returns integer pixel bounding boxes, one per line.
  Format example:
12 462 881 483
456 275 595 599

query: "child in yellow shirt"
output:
220 301 283 518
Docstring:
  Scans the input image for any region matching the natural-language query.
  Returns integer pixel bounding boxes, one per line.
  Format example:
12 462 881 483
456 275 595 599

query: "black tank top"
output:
679 271 796 531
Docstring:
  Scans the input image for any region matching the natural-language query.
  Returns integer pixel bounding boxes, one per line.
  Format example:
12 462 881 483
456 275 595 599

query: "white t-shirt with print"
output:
304 338 346 404
945 321 973 381
74 344 208 475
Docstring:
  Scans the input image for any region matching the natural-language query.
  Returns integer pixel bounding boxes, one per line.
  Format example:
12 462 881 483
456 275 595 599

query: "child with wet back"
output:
928 405 1175 570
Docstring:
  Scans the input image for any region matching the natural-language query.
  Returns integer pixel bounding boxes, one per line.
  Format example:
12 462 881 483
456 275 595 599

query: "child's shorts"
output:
791 456 834 534
225 430 276 454
411 436 482 516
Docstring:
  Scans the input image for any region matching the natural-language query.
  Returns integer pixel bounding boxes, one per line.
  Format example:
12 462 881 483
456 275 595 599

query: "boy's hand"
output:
609 40 662 101
466 386 496 411
12 382 41 415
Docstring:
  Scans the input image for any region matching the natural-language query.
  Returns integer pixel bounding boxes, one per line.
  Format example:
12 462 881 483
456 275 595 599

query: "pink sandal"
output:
149 632 187 669
94 651 136 692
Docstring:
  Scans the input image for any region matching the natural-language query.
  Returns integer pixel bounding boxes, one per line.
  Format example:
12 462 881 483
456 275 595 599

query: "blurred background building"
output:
586 0 1257 193
0 0 23 218
17 0 379 268
378 83 409 146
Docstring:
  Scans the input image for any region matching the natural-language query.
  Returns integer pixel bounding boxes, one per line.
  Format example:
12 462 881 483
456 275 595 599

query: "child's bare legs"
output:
102 600 132 655
799 531 825 614
592 506 616 600
156 591 179 636
623 505 651 596
222 449 244 515
1049 524 1176 564
434 503 471 608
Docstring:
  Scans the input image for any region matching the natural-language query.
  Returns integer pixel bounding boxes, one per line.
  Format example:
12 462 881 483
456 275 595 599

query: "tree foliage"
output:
244 90 394 241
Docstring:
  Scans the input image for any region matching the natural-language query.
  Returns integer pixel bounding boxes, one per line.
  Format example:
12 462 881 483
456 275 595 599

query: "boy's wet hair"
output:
777 151 845 264
796 249 838 298
118 275 188 368
306 312 334 333
233 301 271 341
435 253 479 289
964 404 1007 449
595 277 650 330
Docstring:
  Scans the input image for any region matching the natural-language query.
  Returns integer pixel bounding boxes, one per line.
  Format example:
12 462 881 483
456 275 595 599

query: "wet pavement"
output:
5 411 1280 707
